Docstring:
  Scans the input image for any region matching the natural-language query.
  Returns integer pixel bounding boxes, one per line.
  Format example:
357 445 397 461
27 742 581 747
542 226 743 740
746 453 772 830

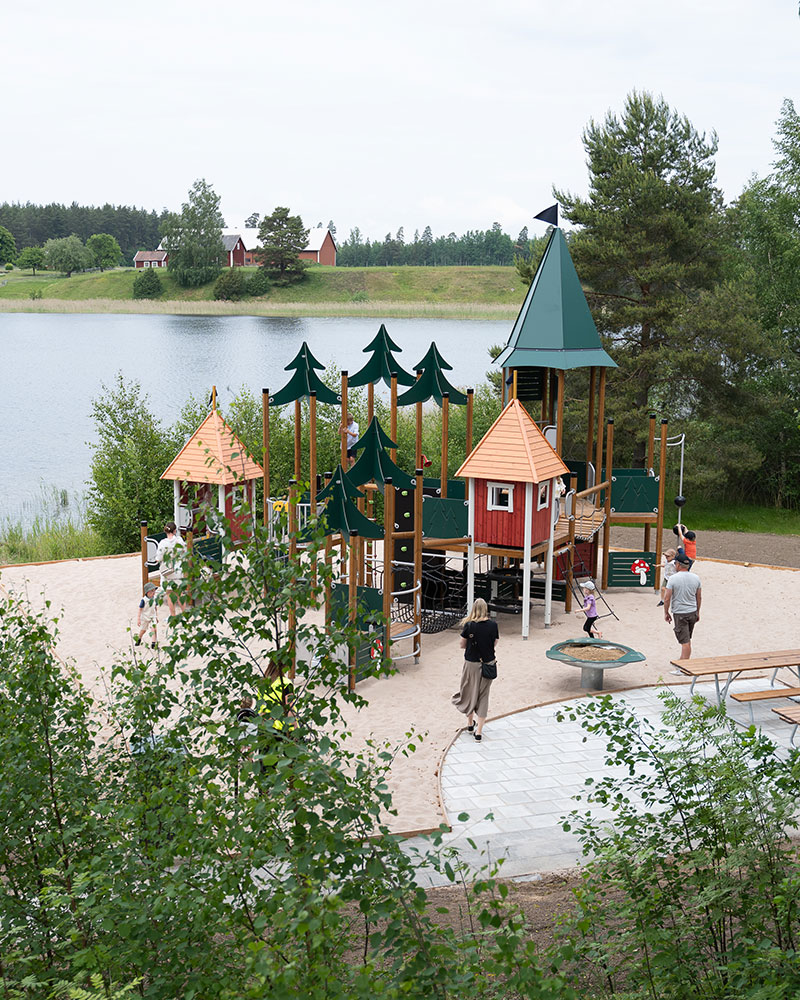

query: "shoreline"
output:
0 297 519 320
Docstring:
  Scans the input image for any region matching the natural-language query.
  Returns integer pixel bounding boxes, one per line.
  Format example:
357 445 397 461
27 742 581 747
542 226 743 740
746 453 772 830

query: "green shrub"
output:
29 288 43 300
246 266 270 297
132 267 163 299
4 262 12 271
213 267 247 300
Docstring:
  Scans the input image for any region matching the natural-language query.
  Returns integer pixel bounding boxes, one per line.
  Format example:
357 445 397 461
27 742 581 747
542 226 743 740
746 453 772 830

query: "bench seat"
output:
772 704 800 744
730 687 800 703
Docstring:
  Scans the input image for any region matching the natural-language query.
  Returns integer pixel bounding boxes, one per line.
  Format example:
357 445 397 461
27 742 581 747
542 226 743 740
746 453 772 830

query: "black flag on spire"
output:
533 204 558 226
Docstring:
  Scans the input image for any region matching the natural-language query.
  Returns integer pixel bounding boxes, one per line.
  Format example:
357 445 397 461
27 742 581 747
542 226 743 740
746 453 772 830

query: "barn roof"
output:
456 399 569 484
133 250 167 262
161 410 264 485
221 234 242 251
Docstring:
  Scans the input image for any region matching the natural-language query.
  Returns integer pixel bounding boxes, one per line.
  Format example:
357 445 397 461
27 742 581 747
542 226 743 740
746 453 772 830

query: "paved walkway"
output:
403 678 797 885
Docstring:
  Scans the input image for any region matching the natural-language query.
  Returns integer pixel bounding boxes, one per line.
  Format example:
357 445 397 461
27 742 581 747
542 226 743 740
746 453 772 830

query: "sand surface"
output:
2 549 799 834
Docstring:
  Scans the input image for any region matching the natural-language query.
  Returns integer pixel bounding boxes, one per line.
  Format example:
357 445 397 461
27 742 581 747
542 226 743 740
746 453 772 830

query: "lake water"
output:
0 313 509 524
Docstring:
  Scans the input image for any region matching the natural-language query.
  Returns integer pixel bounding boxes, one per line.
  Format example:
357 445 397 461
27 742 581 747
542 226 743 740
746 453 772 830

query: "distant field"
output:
0 264 524 318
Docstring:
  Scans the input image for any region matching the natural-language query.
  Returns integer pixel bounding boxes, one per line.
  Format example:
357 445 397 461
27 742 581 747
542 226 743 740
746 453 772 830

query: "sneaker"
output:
657 601 664 607
134 636 141 646
474 733 482 742
670 668 683 675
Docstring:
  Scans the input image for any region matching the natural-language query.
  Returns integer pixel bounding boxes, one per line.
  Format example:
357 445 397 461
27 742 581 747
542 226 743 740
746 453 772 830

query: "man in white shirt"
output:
664 553 702 668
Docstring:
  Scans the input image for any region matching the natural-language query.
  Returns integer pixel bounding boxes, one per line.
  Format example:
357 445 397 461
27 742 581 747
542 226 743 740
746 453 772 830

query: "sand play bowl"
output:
546 638 646 690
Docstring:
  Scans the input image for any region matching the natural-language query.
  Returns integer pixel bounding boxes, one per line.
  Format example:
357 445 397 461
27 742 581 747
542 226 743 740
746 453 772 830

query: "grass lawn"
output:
0 264 523 311
683 499 800 535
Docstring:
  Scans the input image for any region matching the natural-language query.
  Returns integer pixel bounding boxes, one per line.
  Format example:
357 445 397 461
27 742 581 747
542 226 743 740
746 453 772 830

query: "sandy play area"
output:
2 549 798 834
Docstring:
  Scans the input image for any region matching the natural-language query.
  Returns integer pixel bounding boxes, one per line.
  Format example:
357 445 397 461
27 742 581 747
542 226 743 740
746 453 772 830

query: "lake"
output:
0 313 509 524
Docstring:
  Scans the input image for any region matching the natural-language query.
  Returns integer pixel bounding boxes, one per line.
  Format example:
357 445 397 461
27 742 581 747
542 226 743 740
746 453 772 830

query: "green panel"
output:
606 551 656 588
193 535 222 564
330 583 384 631
565 461 587 493
607 471 659 514
422 496 469 539
422 477 465 499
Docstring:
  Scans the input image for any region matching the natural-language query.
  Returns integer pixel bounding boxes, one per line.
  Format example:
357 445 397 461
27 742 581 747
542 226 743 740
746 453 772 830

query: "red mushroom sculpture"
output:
631 557 650 586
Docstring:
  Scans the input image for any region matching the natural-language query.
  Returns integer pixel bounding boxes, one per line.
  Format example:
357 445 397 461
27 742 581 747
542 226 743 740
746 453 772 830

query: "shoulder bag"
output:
469 630 498 680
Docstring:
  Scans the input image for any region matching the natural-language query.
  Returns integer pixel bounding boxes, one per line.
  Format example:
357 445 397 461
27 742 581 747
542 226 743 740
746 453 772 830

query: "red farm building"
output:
133 250 168 269
298 226 337 266
160 408 264 548
457 398 569 637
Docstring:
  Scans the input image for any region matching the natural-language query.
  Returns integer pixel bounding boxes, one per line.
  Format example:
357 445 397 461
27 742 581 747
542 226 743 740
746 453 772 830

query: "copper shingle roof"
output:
456 399 569 484
161 410 264 485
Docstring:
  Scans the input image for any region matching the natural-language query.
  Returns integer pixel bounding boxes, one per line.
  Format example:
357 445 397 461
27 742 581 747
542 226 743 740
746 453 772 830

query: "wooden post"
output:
340 371 348 468
140 520 149 592
294 398 302 482
390 372 398 463
512 370 518 400
586 367 596 476
502 367 507 406
323 472 332 627
367 382 374 425
655 418 668 590
348 529 359 692
440 392 449 498
566 474 577 614
594 368 606 483
309 392 317 516
466 388 474 456
466 478 475 609
383 477 394 662
288 479 298 679
555 370 565 456
549 370 557 426
541 367 549 423
414 468 423 662
521 482 533 638
601 420 614 591
262 388 270 527
644 412 656 552
415 370 423 472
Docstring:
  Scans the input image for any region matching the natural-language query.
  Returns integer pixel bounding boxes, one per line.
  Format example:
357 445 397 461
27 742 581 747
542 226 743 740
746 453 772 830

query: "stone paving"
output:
403 678 798 886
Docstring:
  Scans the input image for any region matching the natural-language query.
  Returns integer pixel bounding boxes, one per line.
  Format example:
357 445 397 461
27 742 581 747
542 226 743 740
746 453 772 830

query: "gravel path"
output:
612 527 800 570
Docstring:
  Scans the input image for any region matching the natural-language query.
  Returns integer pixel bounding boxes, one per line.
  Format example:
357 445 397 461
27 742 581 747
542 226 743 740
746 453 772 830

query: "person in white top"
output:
156 521 187 615
340 413 359 468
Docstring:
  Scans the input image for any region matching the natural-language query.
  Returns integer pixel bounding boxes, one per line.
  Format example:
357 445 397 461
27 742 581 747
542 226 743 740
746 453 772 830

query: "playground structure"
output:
140 223 680 687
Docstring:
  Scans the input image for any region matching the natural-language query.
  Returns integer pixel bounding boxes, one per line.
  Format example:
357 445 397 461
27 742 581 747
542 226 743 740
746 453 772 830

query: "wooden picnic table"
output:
671 650 800 705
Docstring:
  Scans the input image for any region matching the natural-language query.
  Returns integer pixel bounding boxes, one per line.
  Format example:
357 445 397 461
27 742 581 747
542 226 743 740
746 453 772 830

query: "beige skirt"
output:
451 659 493 719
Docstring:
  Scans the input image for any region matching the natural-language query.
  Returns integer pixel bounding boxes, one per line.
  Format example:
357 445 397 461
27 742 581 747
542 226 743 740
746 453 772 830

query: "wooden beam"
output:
262 388 270 525
601 420 614 590
441 392 449 498
655 418 668 590
555 369 565 455
294 398 302 482
414 468 423 662
340 371 348 468
383 478 394 662
466 388 474 456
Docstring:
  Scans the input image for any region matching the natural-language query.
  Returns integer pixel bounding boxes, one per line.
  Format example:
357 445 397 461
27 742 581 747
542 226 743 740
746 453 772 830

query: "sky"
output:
4 0 798 243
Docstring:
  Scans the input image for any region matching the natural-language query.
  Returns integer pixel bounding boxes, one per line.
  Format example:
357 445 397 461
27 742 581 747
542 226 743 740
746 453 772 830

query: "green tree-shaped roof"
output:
495 228 617 371
347 417 415 490
396 343 468 406
270 341 341 406
316 465 384 538
348 323 415 387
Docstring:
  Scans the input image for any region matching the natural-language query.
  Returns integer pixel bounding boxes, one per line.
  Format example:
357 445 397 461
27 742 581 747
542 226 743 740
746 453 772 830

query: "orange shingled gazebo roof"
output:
161 409 264 485
456 398 569 484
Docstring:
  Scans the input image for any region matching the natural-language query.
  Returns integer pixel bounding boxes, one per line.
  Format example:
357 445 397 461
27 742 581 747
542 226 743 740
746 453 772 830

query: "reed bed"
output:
0 298 518 320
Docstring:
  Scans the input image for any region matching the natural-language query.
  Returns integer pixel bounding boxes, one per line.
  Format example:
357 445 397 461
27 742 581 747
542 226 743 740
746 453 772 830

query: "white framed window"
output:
487 481 514 512
537 481 550 510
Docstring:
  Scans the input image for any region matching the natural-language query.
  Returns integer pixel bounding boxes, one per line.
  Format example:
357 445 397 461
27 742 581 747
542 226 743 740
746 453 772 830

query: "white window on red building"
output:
487 482 514 513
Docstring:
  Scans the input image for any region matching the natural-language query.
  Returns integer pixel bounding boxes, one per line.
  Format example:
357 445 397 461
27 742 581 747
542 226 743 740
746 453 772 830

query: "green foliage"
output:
85 374 176 551
257 206 309 281
161 178 225 287
86 232 123 270
246 265 270 297
4 262 12 271
0 224 17 264
16 245 45 275
0 513 108 564
29 288 43 300
131 266 163 299
514 230 550 285
43 235 93 277
0 522 570 998
556 693 800 998
213 267 247 300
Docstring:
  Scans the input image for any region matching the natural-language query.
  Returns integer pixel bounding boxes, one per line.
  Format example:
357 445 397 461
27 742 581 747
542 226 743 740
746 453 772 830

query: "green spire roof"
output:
316 465 383 539
348 323 415 387
270 341 340 406
347 417 415 490
495 228 617 371
396 342 468 406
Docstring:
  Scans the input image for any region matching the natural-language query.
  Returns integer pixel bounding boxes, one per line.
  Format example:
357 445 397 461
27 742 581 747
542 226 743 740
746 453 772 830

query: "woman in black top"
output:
452 598 499 742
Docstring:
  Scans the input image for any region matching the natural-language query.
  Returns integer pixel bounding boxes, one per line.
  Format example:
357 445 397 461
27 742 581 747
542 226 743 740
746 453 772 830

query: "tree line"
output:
0 201 166 265
336 222 533 267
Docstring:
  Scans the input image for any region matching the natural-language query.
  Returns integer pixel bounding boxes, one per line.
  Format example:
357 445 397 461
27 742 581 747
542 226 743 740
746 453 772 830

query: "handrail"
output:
574 480 610 502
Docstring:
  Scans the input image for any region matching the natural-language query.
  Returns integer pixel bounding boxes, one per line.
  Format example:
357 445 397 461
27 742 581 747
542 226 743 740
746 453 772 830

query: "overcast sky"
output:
4 0 798 242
